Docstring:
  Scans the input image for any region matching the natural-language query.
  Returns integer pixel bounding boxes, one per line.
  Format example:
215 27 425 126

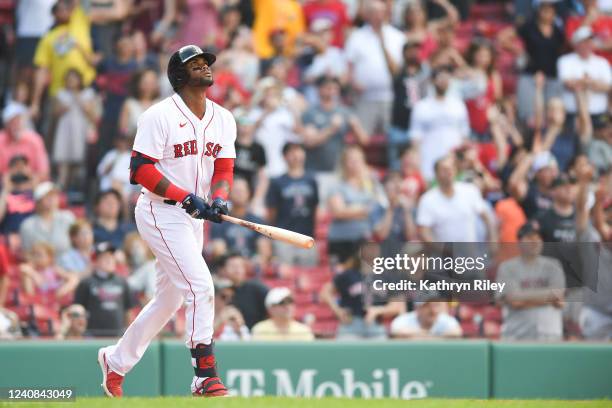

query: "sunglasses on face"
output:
277 298 294 306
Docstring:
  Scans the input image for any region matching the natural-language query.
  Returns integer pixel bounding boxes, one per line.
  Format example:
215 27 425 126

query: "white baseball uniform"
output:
105 94 236 376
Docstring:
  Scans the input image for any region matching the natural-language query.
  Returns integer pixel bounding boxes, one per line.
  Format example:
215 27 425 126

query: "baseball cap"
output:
592 112 610 130
94 242 116 256
214 277 234 292
310 18 333 33
33 181 58 201
535 0 560 6
265 287 293 308
551 173 576 188
2 102 27 124
530 151 558 177
233 108 256 126
315 75 341 87
517 221 541 239
572 26 594 45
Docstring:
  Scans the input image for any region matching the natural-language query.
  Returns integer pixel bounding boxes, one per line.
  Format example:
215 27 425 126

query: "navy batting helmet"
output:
167 45 216 92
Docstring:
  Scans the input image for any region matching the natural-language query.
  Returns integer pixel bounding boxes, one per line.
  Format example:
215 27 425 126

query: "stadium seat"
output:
293 292 314 305
469 2 507 21
312 320 338 339
460 321 480 338
482 305 502 323
262 278 295 290
68 205 87 219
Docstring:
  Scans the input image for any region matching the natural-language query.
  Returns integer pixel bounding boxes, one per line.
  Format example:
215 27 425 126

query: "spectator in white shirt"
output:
391 299 463 339
410 67 470 181
249 78 301 178
97 135 133 195
416 155 497 242
558 26 611 118
345 0 405 135
391 300 462 339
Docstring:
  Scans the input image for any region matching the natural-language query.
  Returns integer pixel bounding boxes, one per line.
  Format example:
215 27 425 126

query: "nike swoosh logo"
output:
180 122 187 128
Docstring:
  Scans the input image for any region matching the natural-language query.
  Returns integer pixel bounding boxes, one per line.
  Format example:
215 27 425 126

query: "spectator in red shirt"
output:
402 0 459 63
302 0 350 47
464 39 503 140
0 103 50 180
566 0 612 64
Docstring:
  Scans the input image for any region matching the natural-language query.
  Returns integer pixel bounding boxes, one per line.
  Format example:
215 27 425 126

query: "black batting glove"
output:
181 193 212 219
208 197 229 223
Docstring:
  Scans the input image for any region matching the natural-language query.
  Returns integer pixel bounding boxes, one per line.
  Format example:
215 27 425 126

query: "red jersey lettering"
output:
174 140 198 158
205 142 223 158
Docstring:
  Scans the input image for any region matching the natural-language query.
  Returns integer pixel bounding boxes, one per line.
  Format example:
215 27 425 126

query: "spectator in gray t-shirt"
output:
301 76 369 173
496 221 566 341
578 170 612 340
300 76 369 201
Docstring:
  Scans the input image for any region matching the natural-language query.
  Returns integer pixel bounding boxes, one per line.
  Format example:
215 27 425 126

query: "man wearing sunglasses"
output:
252 287 314 341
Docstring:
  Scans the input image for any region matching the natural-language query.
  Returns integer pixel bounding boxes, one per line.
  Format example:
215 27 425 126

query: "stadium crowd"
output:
0 0 611 342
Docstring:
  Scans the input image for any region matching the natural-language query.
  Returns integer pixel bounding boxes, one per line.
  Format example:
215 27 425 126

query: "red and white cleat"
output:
191 376 229 397
97 347 124 398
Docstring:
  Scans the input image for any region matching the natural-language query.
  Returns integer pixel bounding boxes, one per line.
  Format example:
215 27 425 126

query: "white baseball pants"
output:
106 194 215 376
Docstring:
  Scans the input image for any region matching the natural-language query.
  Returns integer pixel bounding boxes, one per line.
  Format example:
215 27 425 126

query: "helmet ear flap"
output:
174 65 189 90
168 52 190 92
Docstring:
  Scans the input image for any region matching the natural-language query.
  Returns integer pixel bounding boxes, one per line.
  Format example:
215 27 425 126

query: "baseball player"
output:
97 45 235 398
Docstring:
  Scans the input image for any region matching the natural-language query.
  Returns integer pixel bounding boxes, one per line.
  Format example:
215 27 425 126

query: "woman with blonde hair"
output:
326 145 386 264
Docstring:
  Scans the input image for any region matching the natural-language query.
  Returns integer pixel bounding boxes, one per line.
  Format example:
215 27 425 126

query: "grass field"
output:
1 397 612 408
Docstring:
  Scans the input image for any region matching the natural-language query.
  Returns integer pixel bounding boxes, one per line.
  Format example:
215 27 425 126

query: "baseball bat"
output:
220 214 315 249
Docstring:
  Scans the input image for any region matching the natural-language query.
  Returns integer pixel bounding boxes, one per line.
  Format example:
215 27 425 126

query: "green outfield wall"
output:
0 340 610 399
491 342 612 399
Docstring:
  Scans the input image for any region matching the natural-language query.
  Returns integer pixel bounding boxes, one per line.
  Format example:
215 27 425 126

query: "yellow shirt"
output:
252 0 305 58
33 6 95 96
251 319 315 341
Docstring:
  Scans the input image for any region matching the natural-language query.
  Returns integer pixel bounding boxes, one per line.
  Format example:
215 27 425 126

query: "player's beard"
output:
188 76 214 87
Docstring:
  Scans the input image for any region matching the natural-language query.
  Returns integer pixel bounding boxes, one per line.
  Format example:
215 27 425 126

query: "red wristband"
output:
166 184 189 202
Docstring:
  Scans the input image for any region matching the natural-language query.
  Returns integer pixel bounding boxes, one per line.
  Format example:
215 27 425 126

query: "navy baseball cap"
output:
551 173 576 188
94 242 116 255
517 221 541 239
